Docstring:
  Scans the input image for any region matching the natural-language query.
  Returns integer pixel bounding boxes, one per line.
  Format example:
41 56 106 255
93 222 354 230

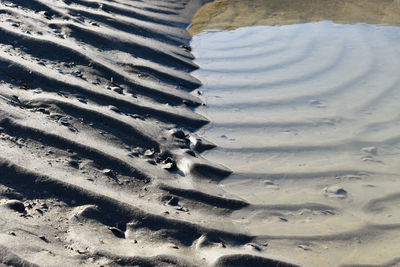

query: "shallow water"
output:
191 9 400 267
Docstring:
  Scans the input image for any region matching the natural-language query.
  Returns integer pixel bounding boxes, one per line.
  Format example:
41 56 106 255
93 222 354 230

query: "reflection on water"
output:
189 0 400 35
191 5 400 267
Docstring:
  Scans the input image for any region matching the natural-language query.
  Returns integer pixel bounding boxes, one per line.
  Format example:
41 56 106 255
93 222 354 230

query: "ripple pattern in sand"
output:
0 0 282 266
192 22 400 266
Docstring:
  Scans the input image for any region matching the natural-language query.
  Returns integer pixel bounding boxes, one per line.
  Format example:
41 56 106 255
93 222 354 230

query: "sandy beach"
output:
0 0 287 266
1 0 400 266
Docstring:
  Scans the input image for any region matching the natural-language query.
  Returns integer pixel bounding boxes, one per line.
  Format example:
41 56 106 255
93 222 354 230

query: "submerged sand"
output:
189 0 400 35
191 21 400 266
190 0 400 266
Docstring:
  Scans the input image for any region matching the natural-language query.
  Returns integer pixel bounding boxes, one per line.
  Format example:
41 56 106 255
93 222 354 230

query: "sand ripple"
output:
192 21 400 266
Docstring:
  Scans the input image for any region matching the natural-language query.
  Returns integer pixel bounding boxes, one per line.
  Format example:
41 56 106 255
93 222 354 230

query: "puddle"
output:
190 1 400 266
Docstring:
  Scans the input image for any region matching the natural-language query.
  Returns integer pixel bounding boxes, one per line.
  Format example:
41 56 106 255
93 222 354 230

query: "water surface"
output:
190 2 400 266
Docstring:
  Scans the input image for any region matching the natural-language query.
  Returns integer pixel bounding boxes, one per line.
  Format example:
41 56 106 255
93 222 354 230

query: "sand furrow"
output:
0 24 200 105
0 55 206 127
72 0 188 27
65 7 186 46
0 157 272 266
0 118 149 180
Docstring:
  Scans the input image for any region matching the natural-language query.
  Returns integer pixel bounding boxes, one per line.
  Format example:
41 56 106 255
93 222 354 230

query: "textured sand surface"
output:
190 2 400 266
0 0 302 266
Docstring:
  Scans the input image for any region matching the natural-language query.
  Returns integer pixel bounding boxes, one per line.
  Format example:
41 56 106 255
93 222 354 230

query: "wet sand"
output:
190 0 400 266
1 0 399 266
0 0 296 266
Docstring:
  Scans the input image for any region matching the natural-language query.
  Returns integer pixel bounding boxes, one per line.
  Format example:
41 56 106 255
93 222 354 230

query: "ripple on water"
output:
191 20 400 266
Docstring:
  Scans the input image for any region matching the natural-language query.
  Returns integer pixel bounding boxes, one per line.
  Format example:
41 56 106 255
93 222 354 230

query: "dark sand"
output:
0 0 299 266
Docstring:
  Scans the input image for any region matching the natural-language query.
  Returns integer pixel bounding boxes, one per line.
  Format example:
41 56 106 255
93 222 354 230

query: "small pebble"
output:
108 227 125 238
103 169 115 177
169 128 186 139
39 235 48 242
59 117 70 126
68 160 79 169
77 98 87 104
130 114 144 120
361 146 378 155
108 105 120 113
111 86 123 94
4 200 25 213
263 180 275 186
169 244 179 249
144 149 154 157
324 185 347 198
245 243 262 251
279 217 288 222
176 206 189 212
166 197 179 206
147 159 156 165
298 244 311 251
179 45 191 52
